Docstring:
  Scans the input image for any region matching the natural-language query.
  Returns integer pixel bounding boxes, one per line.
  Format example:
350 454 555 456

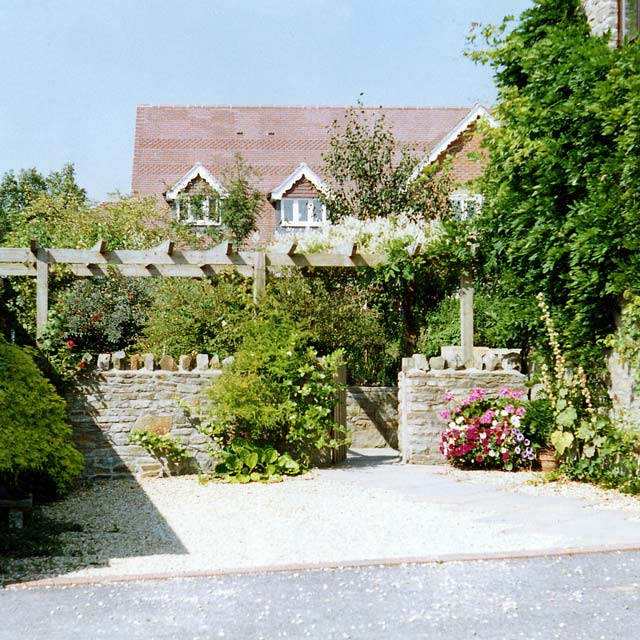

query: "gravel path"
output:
3 452 640 587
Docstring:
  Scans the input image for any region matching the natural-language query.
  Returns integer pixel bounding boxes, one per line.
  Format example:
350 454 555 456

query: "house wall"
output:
446 125 486 189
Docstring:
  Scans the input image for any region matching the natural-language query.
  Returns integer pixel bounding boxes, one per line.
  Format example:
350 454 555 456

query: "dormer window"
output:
269 163 329 230
165 163 225 227
278 198 326 227
174 184 221 226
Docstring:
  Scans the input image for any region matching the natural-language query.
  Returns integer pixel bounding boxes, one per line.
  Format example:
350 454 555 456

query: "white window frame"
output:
174 193 222 227
450 194 483 221
278 197 327 228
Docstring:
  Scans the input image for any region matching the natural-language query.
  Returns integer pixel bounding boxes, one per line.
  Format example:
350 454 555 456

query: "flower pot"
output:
537 448 558 472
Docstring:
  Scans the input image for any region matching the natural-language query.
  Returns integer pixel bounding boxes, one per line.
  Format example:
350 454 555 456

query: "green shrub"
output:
521 398 554 449
128 431 189 465
137 274 253 359
0 336 83 495
262 270 400 386
213 439 301 483
417 288 533 360
200 315 346 466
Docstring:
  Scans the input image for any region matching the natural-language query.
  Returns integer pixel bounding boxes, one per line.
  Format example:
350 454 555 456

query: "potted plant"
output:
521 397 557 471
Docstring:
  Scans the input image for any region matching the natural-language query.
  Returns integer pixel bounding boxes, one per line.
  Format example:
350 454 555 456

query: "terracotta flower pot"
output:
537 448 558 472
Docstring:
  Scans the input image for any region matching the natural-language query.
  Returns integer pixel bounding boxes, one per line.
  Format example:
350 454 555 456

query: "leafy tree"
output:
321 104 452 221
219 154 263 247
0 164 86 243
470 0 640 356
3 188 200 339
137 274 253 360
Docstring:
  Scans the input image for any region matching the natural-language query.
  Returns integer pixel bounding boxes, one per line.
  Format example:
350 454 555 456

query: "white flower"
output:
456 416 465 425
511 416 521 428
479 432 487 440
501 410 508 417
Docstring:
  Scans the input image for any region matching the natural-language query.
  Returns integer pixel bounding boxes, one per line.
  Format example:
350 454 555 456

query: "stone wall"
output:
347 387 398 449
398 353 527 465
582 0 618 41
67 354 221 479
606 350 640 424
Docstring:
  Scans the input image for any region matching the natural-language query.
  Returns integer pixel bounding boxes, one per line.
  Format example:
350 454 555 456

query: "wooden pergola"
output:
0 239 475 366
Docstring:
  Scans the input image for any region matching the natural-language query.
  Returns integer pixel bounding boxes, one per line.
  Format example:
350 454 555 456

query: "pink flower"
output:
502 452 510 461
439 410 451 420
444 392 454 401
499 386 511 397
467 387 485 403
515 406 526 417
67 339 75 348
476 455 484 463
480 410 495 425
504 404 515 414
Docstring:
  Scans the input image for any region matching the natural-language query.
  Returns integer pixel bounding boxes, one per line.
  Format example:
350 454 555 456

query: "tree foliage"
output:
0 164 86 244
471 0 640 354
219 154 263 247
321 104 452 221
137 274 253 360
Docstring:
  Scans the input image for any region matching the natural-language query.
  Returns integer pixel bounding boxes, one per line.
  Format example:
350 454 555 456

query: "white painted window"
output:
278 198 326 227
450 194 483 221
174 194 221 226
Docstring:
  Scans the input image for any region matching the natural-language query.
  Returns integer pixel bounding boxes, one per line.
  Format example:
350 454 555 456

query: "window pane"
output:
282 199 293 223
310 199 323 223
297 199 308 222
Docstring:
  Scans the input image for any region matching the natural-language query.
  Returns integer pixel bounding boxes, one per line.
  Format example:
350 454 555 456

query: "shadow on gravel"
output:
0 476 187 588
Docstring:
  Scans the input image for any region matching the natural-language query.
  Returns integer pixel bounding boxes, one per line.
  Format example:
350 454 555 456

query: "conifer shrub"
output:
0 336 83 496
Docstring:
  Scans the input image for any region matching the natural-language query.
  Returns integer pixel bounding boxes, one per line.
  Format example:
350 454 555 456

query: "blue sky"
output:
1 0 532 202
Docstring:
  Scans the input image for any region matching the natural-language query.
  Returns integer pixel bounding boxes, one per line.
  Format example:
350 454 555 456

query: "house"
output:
131 104 494 244
582 0 639 44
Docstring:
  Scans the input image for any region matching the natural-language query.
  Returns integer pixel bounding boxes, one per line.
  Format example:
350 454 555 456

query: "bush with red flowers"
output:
439 386 534 471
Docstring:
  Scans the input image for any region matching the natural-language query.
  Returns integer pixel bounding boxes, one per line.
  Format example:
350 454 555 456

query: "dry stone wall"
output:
347 386 398 449
398 353 527 465
67 354 221 479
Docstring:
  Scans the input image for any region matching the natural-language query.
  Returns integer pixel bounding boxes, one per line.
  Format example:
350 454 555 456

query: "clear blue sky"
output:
1 0 532 202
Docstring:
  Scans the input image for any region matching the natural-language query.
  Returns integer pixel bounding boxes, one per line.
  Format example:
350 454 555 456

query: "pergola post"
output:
32 240 49 338
460 273 474 368
253 251 266 304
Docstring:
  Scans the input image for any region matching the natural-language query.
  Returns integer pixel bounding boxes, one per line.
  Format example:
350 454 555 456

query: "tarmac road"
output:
2 550 640 640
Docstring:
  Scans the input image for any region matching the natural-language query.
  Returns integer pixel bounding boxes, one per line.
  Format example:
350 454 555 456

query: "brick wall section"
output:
67 368 220 479
398 365 527 464
445 125 486 188
347 387 398 449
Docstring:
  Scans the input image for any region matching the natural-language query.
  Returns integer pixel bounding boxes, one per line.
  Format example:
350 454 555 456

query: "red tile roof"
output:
131 105 479 197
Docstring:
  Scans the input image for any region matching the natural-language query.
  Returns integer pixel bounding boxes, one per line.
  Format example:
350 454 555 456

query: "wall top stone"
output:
78 353 228 373
403 350 523 374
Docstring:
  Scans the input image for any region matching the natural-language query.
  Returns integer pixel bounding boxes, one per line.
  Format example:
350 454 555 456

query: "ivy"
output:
471 0 640 355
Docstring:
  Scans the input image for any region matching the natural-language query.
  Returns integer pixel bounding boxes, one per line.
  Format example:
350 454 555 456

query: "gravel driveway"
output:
3 450 640 587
